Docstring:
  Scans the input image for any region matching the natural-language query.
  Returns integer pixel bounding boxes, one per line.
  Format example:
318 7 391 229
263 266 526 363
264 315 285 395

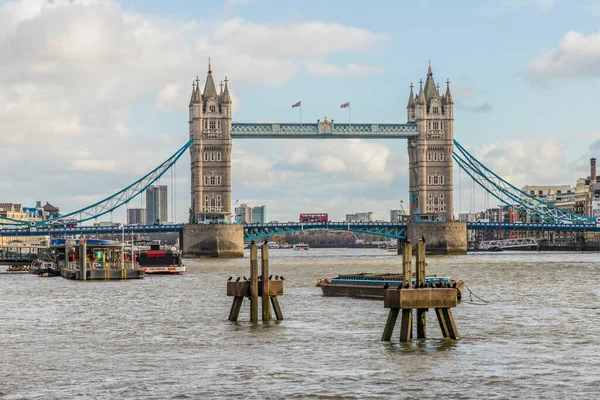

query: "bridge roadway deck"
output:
0 221 598 237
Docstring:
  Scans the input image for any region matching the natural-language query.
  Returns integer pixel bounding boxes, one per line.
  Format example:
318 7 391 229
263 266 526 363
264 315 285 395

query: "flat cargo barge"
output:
317 273 464 300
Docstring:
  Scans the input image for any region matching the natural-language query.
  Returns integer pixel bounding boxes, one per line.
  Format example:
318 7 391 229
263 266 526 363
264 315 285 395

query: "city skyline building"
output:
127 208 147 225
345 212 373 222
252 205 266 224
146 185 168 225
235 203 253 224
390 209 409 223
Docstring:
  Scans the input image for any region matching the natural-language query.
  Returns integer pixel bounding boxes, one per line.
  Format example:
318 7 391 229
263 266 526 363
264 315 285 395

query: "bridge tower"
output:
407 62 454 222
406 63 465 254
182 60 243 257
189 59 232 224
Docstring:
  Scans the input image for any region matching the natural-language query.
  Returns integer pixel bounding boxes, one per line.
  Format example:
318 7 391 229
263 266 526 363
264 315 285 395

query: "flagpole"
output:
300 103 303 126
349 104 351 125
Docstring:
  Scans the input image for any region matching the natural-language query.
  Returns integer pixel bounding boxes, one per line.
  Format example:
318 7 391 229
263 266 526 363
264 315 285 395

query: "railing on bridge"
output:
466 221 600 232
478 238 538 250
231 123 419 139
0 224 185 237
243 221 408 240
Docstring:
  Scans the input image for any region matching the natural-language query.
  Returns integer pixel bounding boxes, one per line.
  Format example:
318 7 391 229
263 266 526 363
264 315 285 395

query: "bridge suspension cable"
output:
4 139 193 227
452 140 594 224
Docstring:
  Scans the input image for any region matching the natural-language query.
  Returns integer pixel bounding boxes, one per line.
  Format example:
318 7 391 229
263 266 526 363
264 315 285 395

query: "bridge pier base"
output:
181 224 244 258
407 222 467 255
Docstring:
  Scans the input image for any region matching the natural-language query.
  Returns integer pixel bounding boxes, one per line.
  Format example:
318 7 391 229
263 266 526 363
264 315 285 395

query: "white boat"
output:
293 243 310 251
267 241 280 249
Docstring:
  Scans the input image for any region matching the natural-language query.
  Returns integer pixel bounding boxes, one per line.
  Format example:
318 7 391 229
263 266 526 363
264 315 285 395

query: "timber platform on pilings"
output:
382 240 460 342
227 241 284 322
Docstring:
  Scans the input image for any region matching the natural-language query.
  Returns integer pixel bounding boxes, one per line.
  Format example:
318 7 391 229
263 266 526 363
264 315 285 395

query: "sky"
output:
1 0 600 223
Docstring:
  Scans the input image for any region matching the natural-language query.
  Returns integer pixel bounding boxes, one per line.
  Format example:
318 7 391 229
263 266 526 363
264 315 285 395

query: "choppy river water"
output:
2 249 600 399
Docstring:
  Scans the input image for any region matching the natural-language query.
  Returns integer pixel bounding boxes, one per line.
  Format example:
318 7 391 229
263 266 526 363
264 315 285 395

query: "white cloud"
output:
0 0 385 220
154 83 183 110
213 19 384 57
473 140 567 187
526 30 600 84
71 159 117 172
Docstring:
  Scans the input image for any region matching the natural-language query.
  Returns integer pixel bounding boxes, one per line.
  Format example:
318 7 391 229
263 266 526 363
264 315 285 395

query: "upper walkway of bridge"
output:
230 122 418 139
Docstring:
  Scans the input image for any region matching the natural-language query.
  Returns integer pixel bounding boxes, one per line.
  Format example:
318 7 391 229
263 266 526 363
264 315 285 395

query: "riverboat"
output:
6 265 28 272
316 273 464 300
137 244 185 275
293 243 310 251
32 261 61 277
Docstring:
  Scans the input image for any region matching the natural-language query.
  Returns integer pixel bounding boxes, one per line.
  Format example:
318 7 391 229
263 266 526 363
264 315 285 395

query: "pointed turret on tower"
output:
423 60 438 101
204 58 218 99
407 83 416 122
444 79 453 104
222 76 232 104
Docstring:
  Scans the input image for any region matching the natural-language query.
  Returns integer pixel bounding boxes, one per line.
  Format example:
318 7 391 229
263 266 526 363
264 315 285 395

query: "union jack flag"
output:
292 101 301 108
340 102 350 108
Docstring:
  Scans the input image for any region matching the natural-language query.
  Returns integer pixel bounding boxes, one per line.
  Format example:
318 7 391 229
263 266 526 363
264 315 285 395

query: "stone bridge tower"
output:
406 63 454 222
189 60 232 224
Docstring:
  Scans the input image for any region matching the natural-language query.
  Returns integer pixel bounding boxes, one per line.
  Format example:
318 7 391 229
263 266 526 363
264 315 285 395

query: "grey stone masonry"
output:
189 62 233 223
406 63 454 222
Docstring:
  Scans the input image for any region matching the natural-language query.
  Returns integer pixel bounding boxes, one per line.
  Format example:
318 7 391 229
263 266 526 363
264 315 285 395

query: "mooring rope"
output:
462 284 491 305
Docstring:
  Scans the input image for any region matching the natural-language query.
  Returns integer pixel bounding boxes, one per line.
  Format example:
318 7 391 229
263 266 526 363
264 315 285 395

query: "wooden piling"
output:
250 244 259 323
381 240 460 343
442 308 459 339
382 308 400 341
402 241 412 288
226 242 284 323
261 243 270 321
229 296 244 321
400 241 413 342
416 241 427 339
270 296 283 320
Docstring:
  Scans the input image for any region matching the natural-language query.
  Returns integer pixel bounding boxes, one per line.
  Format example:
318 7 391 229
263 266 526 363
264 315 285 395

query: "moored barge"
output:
137 244 185 275
317 273 464 300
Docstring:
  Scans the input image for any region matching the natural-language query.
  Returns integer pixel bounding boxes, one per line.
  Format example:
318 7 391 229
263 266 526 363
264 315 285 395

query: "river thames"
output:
2 249 600 399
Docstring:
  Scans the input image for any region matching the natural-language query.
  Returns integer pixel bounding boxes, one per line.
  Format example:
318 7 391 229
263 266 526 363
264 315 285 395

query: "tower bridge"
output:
180 61 462 256
2 61 598 256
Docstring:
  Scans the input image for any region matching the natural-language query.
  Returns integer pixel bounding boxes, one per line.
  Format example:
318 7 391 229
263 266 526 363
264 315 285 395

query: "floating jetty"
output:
55 238 145 280
317 274 463 300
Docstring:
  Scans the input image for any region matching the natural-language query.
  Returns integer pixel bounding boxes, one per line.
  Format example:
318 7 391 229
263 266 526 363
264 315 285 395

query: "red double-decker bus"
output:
299 213 328 223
